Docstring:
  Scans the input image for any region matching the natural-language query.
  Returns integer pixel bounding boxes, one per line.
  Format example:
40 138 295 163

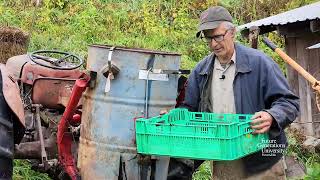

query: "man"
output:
0 64 25 179
180 6 300 180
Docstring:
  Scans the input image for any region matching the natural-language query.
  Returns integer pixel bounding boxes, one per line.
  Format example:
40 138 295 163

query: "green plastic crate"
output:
135 108 269 160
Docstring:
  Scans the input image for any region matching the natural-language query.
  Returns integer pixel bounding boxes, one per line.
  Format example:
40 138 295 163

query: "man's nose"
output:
210 39 218 47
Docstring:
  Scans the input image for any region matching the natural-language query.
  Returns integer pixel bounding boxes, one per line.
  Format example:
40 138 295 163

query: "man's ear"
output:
230 28 236 38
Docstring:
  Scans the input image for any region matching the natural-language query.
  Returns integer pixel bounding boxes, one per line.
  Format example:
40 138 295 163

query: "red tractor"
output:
5 49 189 179
6 51 85 179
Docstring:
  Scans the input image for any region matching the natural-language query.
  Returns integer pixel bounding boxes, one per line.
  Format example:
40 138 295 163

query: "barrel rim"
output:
89 44 182 56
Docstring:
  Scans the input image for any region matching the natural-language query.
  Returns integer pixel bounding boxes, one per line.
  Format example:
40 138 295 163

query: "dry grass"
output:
0 26 29 63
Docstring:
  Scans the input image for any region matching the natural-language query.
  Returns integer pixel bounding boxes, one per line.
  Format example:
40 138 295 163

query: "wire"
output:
293 121 320 124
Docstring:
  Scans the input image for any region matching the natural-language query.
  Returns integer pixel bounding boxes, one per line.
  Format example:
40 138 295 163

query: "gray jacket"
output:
182 43 300 173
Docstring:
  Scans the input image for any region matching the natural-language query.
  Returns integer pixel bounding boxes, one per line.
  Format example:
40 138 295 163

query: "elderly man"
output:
174 6 300 180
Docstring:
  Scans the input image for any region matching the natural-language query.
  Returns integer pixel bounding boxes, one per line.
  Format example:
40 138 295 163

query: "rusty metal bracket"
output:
101 46 120 79
89 71 97 89
249 26 260 49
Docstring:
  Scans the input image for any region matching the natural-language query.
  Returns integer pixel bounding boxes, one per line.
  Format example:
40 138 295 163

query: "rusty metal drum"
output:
78 45 181 180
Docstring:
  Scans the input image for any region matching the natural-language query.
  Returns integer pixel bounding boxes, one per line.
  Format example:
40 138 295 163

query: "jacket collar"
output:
199 43 252 75
234 43 252 73
199 53 215 75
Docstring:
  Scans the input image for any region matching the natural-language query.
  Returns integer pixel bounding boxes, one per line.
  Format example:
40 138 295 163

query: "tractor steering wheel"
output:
28 50 84 70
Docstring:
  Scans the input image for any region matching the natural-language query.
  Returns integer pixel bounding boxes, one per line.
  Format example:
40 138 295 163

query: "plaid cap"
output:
196 6 233 37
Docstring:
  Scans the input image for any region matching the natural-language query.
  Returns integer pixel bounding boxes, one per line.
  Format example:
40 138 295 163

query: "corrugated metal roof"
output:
238 1 320 31
307 43 320 49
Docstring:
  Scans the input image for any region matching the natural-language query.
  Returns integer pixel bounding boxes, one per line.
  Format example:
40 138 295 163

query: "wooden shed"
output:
238 2 320 138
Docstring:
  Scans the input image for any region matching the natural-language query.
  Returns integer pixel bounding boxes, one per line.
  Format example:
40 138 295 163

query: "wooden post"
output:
296 36 314 136
249 26 260 49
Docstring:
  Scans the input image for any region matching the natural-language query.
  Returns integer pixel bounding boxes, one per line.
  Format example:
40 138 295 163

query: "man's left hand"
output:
250 111 274 134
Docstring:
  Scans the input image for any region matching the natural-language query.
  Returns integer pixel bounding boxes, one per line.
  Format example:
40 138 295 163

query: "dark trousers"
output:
0 70 14 180
0 158 12 180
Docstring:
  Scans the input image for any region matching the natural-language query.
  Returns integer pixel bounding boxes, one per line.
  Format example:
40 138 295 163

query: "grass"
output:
286 128 320 180
13 160 51 180
192 161 211 180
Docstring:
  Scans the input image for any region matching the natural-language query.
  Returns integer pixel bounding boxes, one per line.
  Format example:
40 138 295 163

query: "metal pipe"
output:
34 104 47 165
145 68 152 118
57 73 90 180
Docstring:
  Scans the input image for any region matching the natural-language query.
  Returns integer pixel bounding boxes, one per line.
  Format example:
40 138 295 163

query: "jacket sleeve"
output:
180 68 201 112
263 59 300 137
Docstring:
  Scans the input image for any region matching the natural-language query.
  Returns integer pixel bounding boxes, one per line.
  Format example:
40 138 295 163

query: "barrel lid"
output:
89 44 181 56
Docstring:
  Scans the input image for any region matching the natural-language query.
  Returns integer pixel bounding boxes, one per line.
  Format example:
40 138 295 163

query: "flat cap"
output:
196 6 233 37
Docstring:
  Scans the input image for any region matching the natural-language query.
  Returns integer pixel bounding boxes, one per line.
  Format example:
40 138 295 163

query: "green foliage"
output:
13 160 51 180
286 129 320 179
223 0 319 23
192 161 211 180
0 0 217 69
2 0 315 71
304 157 320 180
43 0 70 9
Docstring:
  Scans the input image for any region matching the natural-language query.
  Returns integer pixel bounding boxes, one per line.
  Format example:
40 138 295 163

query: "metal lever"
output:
101 47 120 79
162 69 190 75
33 104 48 169
101 47 120 93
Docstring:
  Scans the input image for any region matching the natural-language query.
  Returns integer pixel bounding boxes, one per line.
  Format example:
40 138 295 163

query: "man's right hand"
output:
160 109 168 115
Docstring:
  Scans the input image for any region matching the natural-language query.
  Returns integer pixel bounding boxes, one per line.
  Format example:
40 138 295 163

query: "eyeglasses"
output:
201 29 230 43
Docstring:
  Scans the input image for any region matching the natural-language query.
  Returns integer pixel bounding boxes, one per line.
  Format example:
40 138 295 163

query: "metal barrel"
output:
78 45 181 180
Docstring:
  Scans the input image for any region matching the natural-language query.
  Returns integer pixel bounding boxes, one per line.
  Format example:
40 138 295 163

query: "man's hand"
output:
250 111 274 134
160 109 168 115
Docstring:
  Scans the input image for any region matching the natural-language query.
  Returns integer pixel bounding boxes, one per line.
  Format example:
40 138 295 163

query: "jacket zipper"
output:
200 74 209 112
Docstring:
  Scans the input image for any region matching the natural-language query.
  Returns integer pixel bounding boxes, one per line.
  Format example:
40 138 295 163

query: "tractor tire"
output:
0 69 14 180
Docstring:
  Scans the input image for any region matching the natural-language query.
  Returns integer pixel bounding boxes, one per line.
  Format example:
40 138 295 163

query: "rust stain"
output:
20 61 82 85
31 78 79 109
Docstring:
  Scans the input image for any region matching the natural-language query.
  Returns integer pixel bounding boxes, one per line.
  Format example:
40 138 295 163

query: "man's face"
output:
203 23 235 59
